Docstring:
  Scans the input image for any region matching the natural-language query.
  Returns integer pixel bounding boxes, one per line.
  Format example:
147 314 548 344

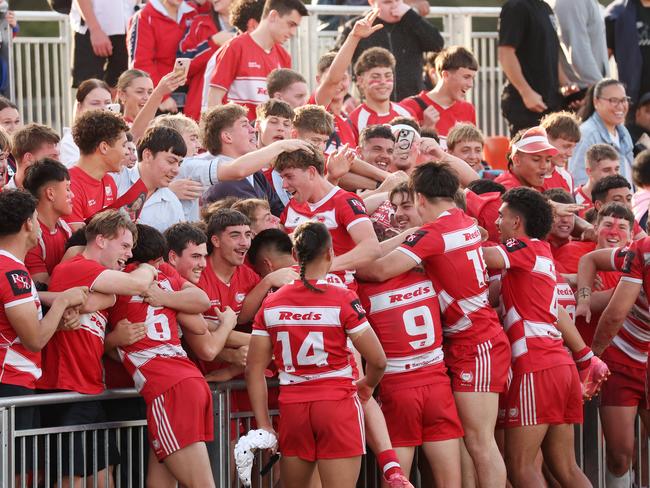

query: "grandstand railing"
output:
0 379 648 488
13 6 505 137
10 11 72 136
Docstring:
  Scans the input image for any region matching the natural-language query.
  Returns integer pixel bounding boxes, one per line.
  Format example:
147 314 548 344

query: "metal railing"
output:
11 6 505 137
10 11 72 136
1 381 649 487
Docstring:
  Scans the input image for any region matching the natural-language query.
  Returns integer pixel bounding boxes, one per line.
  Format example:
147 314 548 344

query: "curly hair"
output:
229 0 264 32
72 110 128 155
502 187 553 239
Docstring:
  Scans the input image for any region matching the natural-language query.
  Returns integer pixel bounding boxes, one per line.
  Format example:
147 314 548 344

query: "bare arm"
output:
92 264 157 297
331 220 381 272
350 326 386 401
181 308 236 361
498 46 547 113
592 279 641 356
207 86 227 109
355 247 417 281
141 282 210 314
575 248 617 322
245 335 274 431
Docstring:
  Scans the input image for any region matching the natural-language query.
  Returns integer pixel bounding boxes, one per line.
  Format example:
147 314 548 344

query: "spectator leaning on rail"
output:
334 0 444 102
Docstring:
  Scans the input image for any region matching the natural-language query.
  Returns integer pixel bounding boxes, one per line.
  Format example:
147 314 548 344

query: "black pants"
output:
72 31 128 88
501 89 561 137
0 383 39 472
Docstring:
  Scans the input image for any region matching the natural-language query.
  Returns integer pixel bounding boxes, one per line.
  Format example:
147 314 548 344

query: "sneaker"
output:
579 355 610 399
385 473 414 488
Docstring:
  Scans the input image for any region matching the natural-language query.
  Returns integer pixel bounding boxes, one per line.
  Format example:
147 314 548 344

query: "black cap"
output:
638 92 650 107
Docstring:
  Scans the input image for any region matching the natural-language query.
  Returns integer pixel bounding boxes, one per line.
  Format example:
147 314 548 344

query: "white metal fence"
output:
12 6 505 137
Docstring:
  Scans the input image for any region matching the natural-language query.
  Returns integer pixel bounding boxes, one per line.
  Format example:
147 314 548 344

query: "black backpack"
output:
47 0 72 15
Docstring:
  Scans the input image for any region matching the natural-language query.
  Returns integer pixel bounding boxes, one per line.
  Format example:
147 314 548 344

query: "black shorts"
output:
72 31 128 88
0 383 39 472
41 399 120 477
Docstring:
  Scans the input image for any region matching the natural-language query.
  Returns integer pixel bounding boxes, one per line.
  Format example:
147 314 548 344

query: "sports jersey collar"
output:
307 185 339 211
149 0 194 22
0 249 24 265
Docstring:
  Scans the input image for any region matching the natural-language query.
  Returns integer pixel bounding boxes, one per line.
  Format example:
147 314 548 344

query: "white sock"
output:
606 468 631 488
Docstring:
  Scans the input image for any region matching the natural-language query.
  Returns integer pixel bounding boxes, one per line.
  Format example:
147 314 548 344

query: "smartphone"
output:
174 58 191 78
106 103 121 114
395 129 415 152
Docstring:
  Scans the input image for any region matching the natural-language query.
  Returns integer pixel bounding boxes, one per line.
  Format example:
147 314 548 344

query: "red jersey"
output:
308 93 358 152
494 237 573 374
347 102 412 139
608 240 650 366
209 33 291 121
252 280 369 403
464 189 502 244
399 91 476 138
127 0 196 87
281 186 370 287
65 166 117 226
553 240 595 274
574 185 593 209
396 208 502 344
573 269 621 345
196 259 260 372
39 255 109 394
0 251 43 389
556 274 576 322
108 263 203 402
24 219 72 277
542 167 573 193
494 170 544 192
357 270 445 390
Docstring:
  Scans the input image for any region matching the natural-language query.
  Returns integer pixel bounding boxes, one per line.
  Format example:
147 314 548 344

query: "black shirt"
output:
498 0 562 109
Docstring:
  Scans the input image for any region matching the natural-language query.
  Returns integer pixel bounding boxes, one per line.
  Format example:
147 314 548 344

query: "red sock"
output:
377 449 402 479
572 346 594 371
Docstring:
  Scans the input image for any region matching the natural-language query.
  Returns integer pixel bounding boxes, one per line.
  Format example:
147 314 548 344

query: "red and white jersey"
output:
347 102 412 139
494 237 573 374
209 33 291 121
464 189 502 244
39 255 110 394
556 274 576 322
542 167 573 193
24 219 72 277
108 263 203 402
574 185 593 209
608 239 650 366
552 240 595 274
252 280 369 403
494 170 544 193
398 91 476 138
0 251 43 389
196 259 260 372
281 186 370 287
65 166 117 226
357 270 444 390
396 208 502 344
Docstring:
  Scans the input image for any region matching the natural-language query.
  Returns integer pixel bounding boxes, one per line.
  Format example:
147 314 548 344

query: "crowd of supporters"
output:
1 0 650 486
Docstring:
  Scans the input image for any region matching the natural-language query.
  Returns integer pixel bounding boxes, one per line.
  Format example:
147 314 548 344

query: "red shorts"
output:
444 330 510 393
279 395 365 461
147 377 214 461
599 359 648 408
504 364 582 428
379 373 464 447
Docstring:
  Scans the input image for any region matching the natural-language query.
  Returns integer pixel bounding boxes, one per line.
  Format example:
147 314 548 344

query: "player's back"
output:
398 208 502 344
253 280 369 403
358 269 445 389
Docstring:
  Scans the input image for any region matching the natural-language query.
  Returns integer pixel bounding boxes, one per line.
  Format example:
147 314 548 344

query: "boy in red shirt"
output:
360 163 510 487
206 0 308 120
64 110 130 230
574 144 621 212
481 187 590 488
348 47 413 138
495 126 558 191
0 189 87 480
22 158 73 285
540 111 580 193
39 210 158 485
400 46 478 140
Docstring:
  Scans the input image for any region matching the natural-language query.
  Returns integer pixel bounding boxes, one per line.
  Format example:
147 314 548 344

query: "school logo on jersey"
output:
5 269 31 296
460 371 474 384
350 299 366 320
508 407 519 419
347 198 367 216
504 238 527 252
403 230 427 247
235 292 246 303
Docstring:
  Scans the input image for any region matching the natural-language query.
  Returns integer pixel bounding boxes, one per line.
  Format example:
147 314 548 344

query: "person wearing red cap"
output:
495 126 559 192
